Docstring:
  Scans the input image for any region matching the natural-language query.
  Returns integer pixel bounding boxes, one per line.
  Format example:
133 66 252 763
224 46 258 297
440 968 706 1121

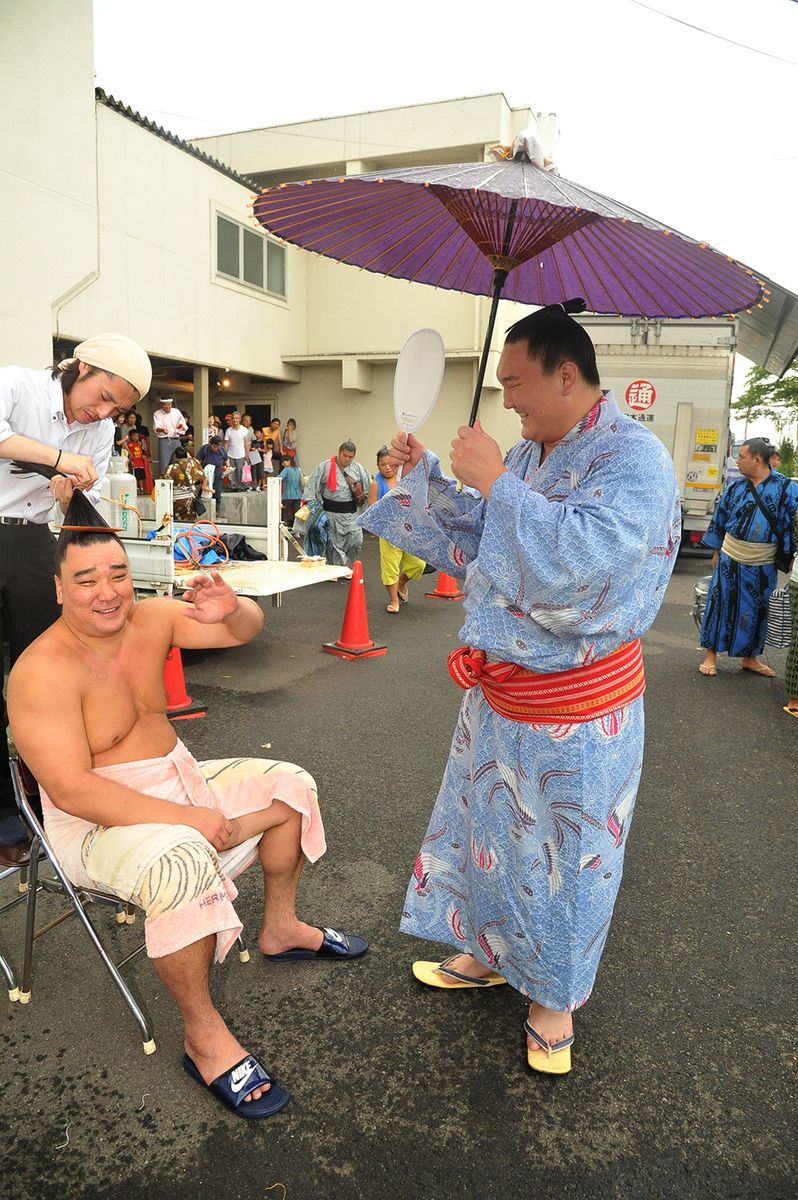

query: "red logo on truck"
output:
625 380 656 410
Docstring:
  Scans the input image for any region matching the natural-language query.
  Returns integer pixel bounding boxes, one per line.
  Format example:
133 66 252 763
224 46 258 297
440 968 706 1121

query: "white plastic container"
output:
98 464 137 532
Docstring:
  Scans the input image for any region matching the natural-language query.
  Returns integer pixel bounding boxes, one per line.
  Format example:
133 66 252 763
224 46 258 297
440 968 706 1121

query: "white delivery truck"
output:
582 315 736 554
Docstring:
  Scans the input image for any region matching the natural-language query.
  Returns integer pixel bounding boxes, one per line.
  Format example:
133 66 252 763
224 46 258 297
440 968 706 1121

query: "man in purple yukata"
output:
362 301 681 1074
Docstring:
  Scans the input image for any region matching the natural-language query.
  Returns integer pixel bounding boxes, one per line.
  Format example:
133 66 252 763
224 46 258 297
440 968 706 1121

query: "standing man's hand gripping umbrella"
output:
450 420 506 498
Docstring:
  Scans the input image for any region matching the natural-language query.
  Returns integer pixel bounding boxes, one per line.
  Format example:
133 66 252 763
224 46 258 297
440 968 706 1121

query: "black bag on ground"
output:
218 533 267 561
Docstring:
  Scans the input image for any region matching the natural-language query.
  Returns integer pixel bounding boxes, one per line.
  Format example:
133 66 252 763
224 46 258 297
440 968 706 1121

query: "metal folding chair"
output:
9 758 251 1055
0 858 28 1001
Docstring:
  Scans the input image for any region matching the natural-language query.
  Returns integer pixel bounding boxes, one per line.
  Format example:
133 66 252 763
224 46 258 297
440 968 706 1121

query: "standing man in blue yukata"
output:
699 437 797 677
362 301 681 1075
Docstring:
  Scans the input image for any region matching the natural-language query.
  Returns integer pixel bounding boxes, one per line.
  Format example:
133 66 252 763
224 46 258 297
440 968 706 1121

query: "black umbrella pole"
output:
467 269 508 427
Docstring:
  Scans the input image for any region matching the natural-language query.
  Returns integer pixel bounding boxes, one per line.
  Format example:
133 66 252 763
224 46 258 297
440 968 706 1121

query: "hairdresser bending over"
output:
0 334 152 861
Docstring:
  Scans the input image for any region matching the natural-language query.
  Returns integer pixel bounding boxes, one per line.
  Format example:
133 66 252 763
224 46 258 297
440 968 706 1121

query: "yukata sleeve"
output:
701 486 731 550
360 450 485 577
477 439 681 633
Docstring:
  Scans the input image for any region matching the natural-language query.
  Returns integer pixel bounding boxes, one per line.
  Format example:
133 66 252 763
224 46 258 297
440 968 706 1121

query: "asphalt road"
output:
1 539 795 1200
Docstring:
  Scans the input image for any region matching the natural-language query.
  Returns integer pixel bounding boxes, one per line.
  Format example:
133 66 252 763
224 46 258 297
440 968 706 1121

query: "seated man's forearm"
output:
53 775 200 829
222 597 264 643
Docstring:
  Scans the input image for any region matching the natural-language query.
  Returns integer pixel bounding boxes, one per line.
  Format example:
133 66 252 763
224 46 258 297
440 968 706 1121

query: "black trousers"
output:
0 524 60 816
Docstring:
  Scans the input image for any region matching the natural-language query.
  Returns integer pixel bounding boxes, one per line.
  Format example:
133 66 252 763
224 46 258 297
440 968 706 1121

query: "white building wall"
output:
270 358 524 477
58 105 308 379
195 94 545 179
0 0 98 364
198 95 558 364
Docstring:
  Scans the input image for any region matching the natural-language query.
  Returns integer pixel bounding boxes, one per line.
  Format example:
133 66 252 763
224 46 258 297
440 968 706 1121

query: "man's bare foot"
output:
435 953 494 985
526 1002 573 1052
185 1014 270 1102
741 657 776 677
257 920 324 957
699 652 717 676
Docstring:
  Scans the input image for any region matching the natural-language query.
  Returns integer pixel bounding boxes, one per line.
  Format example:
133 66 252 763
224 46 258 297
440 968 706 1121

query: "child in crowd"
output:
125 429 148 492
278 457 303 526
262 438 275 475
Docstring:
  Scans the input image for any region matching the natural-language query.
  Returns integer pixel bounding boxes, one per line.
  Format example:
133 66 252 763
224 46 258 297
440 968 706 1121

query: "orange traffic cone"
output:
164 647 208 719
425 571 464 600
323 560 387 660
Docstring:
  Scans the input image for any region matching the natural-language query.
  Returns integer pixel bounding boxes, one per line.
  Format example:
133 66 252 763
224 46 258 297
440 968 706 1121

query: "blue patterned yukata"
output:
361 393 681 1011
700 472 798 658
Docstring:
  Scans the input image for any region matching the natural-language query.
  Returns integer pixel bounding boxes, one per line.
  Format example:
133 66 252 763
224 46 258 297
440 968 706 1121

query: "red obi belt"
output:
447 640 645 724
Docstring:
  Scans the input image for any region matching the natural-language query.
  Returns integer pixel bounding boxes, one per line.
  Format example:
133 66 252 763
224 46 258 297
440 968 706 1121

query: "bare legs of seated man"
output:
155 801 330 1106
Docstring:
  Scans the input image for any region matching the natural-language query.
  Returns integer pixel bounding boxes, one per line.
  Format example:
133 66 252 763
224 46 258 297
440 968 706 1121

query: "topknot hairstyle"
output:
504 298 600 387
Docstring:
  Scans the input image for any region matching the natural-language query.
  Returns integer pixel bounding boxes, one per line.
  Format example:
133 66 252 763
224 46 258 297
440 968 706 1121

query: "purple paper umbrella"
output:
253 140 766 425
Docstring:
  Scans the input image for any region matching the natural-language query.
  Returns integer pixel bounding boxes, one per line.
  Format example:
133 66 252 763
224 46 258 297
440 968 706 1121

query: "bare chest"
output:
79 629 170 757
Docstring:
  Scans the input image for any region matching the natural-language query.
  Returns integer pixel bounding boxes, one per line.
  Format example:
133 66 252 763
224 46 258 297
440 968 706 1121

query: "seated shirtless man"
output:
7 528 367 1120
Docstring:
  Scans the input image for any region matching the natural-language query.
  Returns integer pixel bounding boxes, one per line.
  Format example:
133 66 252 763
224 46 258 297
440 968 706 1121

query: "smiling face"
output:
497 341 587 445
62 363 139 426
55 539 134 639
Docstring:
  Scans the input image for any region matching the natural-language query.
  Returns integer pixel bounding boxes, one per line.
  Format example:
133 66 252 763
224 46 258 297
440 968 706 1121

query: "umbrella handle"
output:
467 272 508 428
456 265 509 492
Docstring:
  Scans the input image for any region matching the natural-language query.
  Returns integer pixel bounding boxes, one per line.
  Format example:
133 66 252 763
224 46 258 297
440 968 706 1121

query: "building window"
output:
216 214 285 298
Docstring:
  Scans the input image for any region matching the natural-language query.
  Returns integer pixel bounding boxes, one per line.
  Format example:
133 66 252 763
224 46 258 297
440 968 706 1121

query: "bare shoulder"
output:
8 625 83 703
128 594 184 630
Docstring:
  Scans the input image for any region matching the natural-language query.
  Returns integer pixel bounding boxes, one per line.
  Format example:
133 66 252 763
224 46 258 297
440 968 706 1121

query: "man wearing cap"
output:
153 397 188 476
0 333 151 861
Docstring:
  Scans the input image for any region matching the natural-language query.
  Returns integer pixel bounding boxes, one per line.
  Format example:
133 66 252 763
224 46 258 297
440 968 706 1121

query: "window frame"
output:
214 211 286 300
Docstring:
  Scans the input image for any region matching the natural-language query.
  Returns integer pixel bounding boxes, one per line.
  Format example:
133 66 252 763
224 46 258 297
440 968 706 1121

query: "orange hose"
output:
173 521 231 571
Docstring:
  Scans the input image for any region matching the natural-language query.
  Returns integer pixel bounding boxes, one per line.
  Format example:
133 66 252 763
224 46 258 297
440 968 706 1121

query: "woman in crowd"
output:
367 446 426 613
267 417 284 474
113 413 128 456
282 417 299 466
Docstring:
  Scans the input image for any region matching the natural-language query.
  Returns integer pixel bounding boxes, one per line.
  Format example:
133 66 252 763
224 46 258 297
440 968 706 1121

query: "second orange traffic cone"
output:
164 647 208 719
323 560 387 660
425 571 464 600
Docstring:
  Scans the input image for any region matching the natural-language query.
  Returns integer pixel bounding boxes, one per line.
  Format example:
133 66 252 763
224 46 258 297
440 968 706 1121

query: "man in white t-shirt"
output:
0 333 151 860
224 412 249 491
153 397 188 475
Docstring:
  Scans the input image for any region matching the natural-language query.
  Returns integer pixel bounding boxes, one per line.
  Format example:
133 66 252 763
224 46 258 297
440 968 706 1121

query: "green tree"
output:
732 364 798 433
776 437 795 478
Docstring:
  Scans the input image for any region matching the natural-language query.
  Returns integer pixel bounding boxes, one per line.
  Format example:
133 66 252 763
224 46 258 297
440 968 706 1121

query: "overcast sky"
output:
93 0 797 431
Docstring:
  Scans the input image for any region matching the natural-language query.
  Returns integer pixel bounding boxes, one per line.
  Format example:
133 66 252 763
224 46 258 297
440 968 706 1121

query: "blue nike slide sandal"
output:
182 1052 291 1118
262 926 369 962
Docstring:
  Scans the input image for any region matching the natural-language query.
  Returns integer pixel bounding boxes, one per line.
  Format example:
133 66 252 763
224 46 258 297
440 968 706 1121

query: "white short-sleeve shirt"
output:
0 366 114 522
